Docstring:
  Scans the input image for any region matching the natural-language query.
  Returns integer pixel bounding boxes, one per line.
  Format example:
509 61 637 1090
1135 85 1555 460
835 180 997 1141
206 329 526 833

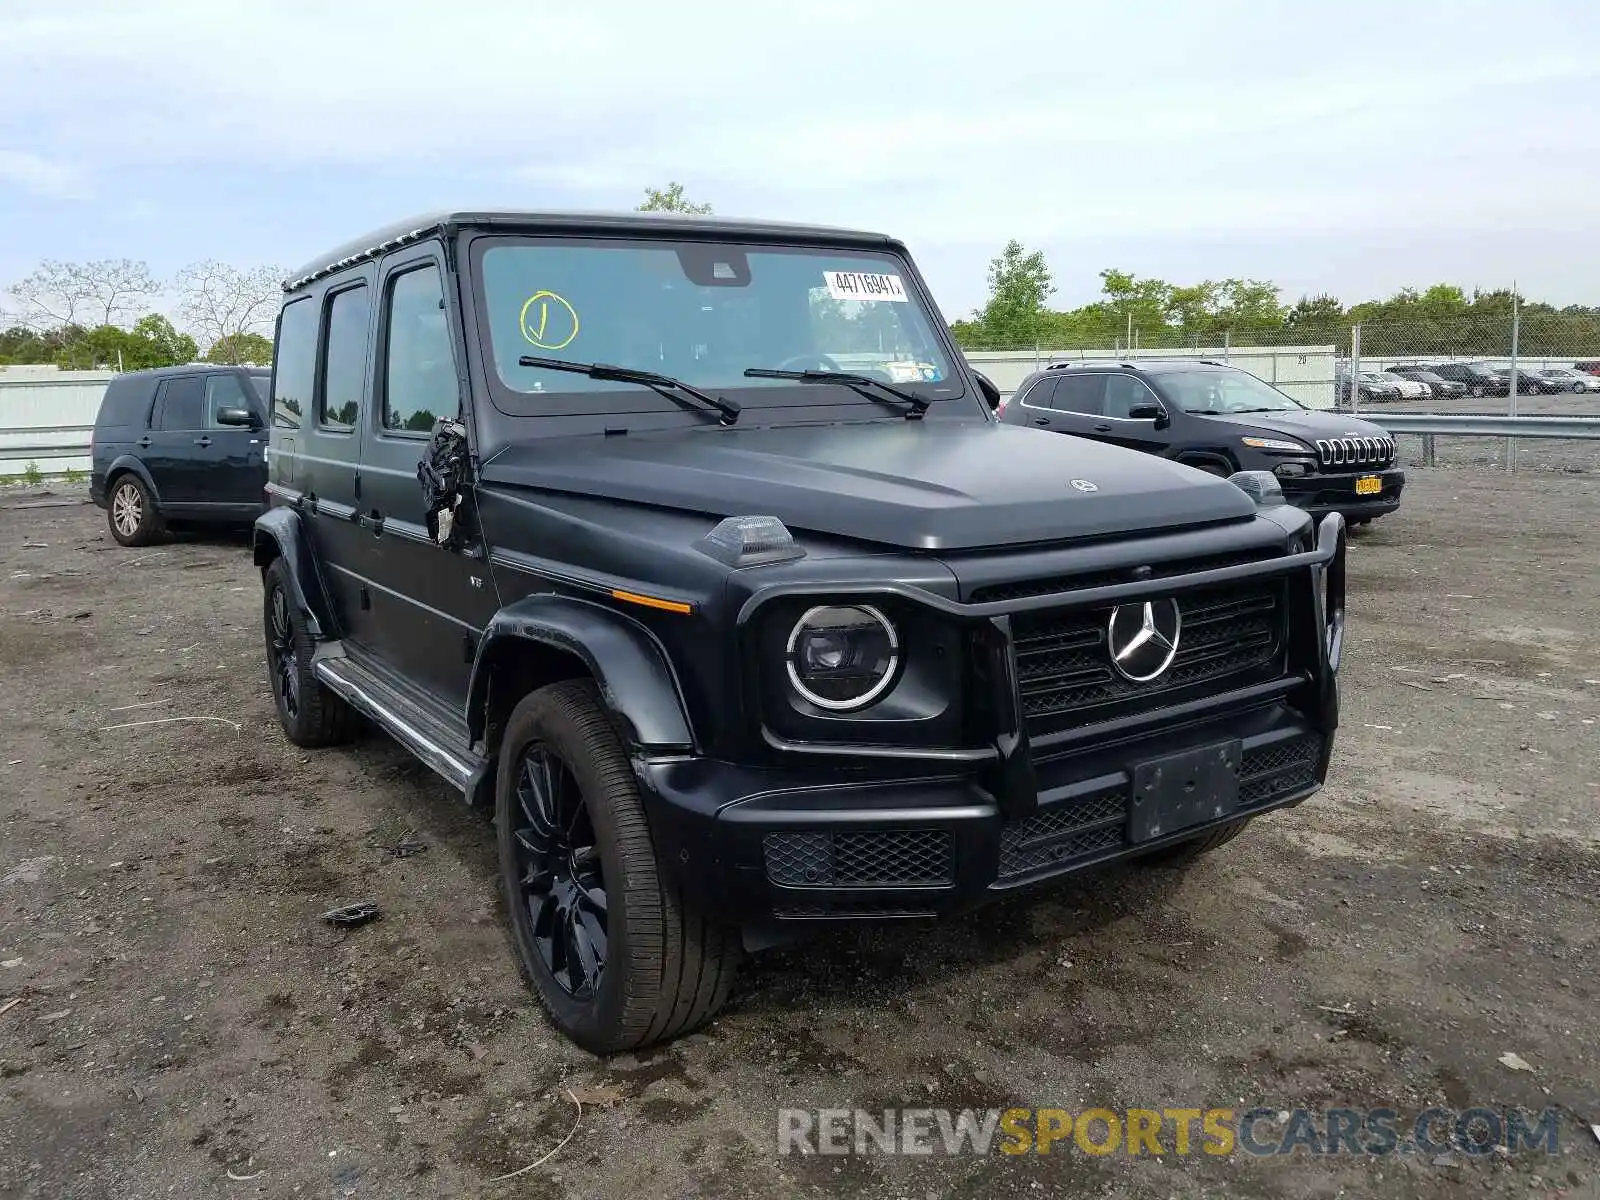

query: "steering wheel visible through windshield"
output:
472 237 961 417
1154 369 1304 414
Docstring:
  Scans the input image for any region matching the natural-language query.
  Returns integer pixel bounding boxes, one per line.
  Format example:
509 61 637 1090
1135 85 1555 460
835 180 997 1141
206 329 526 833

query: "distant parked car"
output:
1335 371 1399 406
1427 361 1507 398
1535 367 1600 393
89 364 270 546
1385 365 1468 400
1575 361 1600 376
1492 368 1563 395
1373 370 1430 401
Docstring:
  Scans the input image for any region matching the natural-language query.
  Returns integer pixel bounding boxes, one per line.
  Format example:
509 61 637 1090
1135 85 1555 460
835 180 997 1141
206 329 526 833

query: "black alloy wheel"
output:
510 743 609 999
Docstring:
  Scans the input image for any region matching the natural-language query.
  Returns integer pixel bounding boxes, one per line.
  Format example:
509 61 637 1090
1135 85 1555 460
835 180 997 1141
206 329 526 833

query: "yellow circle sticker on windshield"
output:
519 290 580 350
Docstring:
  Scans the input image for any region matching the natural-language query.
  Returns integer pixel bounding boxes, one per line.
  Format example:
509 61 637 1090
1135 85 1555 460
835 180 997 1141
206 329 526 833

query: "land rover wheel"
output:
107 474 162 546
497 680 739 1054
262 559 355 747
1136 818 1251 868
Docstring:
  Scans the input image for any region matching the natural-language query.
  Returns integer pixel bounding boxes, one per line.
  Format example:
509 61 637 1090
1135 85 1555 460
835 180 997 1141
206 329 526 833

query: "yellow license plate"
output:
1354 475 1382 496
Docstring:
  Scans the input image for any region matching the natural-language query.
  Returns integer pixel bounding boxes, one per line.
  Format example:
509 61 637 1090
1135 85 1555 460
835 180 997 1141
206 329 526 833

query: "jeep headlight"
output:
785 605 899 711
1241 436 1310 453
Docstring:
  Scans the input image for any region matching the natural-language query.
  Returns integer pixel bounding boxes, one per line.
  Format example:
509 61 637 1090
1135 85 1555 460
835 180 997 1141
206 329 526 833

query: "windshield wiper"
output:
519 356 740 425
743 367 930 417
1226 406 1295 414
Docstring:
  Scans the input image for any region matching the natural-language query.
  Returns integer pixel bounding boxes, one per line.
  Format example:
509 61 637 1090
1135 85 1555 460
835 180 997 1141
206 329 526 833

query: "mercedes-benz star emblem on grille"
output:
1071 479 1098 492
1106 598 1183 683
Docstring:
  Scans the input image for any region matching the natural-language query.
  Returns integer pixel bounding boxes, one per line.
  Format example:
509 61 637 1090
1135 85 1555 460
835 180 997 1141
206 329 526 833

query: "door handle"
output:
193 436 212 447
137 436 152 448
368 508 384 536
1032 417 1050 427
1093 424 1112 433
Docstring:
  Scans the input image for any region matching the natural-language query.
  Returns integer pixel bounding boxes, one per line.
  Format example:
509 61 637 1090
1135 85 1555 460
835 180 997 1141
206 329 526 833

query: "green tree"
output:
637 182 714 214
50 314 197 371
206 331 274 365
974 240 1055 348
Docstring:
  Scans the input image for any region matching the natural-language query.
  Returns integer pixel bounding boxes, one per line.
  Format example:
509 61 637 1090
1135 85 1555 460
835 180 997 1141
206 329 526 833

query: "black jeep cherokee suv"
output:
255 210 1346 1053
1001 360 1405 525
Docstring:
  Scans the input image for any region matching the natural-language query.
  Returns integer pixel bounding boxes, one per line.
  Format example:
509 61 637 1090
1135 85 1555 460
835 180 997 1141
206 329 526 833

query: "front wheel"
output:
1469 384 1485 398
497 681 740 1054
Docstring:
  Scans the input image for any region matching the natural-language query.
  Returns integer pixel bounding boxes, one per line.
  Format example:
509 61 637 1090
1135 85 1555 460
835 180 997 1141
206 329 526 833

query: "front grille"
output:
763 829 954 889
969 547 1277 606
1011 581 1284 733
999 785 1128 880
1239 735 1322 806
1314 436 1395 470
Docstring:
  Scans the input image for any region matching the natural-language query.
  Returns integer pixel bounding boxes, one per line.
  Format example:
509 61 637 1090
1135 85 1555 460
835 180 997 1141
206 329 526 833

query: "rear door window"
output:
153 376 206 431
1052 373 1107 415
319 284 372 432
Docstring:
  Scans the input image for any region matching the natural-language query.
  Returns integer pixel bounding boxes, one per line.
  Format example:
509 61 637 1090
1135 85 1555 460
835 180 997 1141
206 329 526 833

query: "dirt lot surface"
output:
2 461 1597 1200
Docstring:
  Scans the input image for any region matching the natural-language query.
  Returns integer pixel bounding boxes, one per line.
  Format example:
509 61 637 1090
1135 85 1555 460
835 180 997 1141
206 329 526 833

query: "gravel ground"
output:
1 464 1596 1200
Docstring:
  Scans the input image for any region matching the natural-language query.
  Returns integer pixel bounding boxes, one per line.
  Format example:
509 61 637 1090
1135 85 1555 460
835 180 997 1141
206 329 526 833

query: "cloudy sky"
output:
2 0 1597 321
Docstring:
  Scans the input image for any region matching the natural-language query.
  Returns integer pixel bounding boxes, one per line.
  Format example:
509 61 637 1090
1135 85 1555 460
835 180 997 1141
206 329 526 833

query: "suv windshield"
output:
1154 369 1302 415
473 238 960 418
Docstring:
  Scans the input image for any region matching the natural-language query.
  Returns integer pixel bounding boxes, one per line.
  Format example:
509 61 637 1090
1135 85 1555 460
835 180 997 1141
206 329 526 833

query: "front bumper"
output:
636 514 1346 942
638 704 1326 938
1281 467 1404 520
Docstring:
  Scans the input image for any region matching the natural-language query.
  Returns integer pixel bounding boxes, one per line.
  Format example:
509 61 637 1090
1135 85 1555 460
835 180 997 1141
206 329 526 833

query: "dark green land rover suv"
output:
254 209 1347 1053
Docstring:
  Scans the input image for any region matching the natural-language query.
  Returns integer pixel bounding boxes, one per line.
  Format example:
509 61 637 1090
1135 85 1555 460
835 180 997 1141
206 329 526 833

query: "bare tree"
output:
174 261 285 360
6 258 161 330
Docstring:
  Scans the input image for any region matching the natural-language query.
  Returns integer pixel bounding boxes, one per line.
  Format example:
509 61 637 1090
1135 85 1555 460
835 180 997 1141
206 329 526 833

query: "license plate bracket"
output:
1354 474 1382 496
1129 740 1242 844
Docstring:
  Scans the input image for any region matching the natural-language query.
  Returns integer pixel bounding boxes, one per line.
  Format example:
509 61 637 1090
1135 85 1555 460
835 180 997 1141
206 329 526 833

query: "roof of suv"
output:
1040 358 1238 375
113 363 269 380
285 209 900 292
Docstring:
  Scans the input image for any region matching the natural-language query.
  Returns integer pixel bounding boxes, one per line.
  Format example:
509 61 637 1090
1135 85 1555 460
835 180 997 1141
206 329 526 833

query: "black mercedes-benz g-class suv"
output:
1002 360 1405 525
255 210 1346 1053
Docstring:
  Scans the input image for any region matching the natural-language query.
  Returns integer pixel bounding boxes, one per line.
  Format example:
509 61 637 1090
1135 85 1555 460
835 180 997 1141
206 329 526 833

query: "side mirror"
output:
215 406 260 428
973 371 1001 410
1128 402 1169 428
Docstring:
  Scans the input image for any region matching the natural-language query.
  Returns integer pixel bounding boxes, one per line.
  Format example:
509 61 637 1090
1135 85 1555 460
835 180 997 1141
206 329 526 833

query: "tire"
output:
262 558 356 747
1469 384 1485 398
496 680 740 1055
1136 818 1251 869
1184 459 1230 478
107 473 163 547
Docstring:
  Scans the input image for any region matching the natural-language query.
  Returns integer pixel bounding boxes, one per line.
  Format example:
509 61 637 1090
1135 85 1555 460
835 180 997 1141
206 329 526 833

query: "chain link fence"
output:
960 312 1600 416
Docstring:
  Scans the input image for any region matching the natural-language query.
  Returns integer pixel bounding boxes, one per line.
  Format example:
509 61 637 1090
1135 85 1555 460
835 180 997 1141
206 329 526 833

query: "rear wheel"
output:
1136 818 1251 868
107 474 162 547
497 680 740 1054
263 559 355 747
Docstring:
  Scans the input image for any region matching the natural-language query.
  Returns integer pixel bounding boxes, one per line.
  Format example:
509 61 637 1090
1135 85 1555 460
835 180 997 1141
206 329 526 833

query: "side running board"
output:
312 655 491 800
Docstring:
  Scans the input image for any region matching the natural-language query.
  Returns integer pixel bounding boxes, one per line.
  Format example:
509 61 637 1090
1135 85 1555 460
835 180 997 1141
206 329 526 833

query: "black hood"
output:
1225 409 1392 445
478 421 1256 551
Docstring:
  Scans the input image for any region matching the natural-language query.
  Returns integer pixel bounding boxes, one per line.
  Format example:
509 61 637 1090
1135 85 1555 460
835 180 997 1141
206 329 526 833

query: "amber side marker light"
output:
611 589 693 615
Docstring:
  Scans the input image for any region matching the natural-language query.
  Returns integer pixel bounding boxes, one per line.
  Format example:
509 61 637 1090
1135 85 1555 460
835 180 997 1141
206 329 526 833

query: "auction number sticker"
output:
823 271 908 302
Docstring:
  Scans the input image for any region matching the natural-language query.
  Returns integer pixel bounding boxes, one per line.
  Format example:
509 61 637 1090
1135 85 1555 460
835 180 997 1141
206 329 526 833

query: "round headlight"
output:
785 605 899 711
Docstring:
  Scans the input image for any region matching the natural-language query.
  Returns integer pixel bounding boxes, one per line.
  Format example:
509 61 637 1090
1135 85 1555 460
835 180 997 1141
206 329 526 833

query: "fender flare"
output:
1175 450 1236 476
251 506 338 639
467 594 695 752
104 454 161 505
